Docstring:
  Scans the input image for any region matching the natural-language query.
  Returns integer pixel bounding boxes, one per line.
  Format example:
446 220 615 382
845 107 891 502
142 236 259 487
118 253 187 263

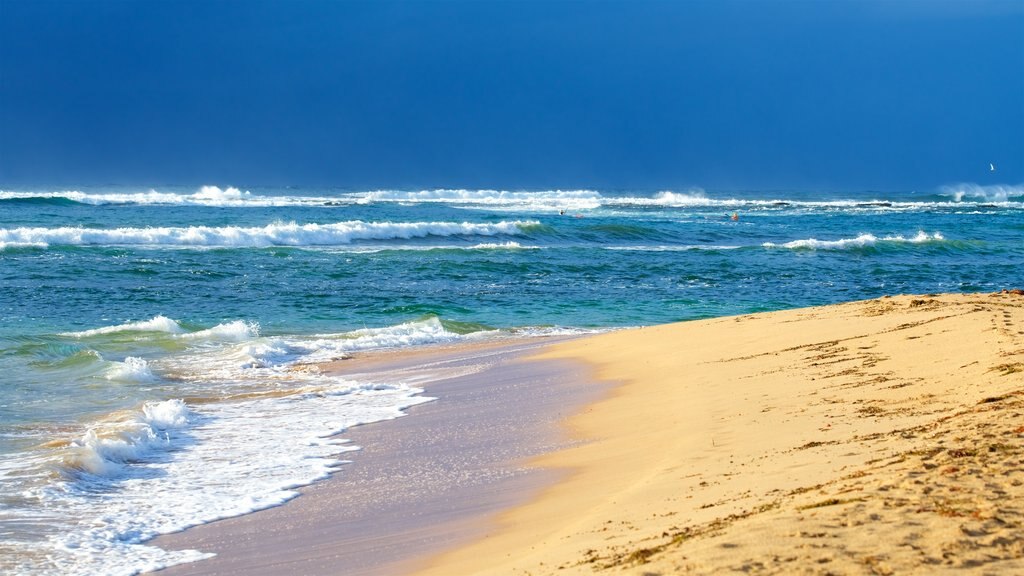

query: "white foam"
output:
359 189 604 212
5 315 594 575
604 244 742 252
193 185 248 202
295 317 461 364
0 241 49 250
510 326 611 338
179 320 260 342
141 399 191 430
64 315 185 337
0 220 537 249
0 186 346 207
468 241 533 249
763 231 945 250
62 400 194 477
105 357 156 383
607 189 720 207
940 183 1024 203
30 383 431 576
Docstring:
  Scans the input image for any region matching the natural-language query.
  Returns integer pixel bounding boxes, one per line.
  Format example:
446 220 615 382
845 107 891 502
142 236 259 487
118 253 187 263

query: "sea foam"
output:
940 183 1024 203
14 313 454 575
0 220 537 248
179 320 260 342
40 382 431 576
0 185 333 207
64 315 185 337
105 357 156 383
62 399 193 478
763 231 945 250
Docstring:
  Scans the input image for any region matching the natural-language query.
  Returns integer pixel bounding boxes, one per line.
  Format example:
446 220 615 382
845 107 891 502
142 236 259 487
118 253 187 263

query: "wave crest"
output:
106 357 157 382
64 315 185 337
763 231 945 250
0 220 537 249
940 183 1024 203
62 399 192 477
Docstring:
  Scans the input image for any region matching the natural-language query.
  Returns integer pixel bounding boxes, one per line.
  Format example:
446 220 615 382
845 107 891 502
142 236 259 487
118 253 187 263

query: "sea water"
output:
1 184 1022 574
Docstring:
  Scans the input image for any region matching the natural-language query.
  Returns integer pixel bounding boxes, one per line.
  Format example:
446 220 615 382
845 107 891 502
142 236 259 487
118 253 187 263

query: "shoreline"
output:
152 292 1024 575
151 335 608 575
416 292 1024 574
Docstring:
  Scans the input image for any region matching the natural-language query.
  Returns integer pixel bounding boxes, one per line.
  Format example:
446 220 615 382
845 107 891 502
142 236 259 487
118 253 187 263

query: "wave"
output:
105 357 157 383
7 312 616 574
356 187 1024 213
763 231 945 250
255 317 464 367
0 195 83 207
939 183 1024 203
62 399 193 477
6 186 1022 212
40 378 429 575
604 244 743 252
0 220 537 249
179 320 259 342
64 315 185 337
0 186 348 207
467 241 534 250
358 188 604 211
0 241 49 251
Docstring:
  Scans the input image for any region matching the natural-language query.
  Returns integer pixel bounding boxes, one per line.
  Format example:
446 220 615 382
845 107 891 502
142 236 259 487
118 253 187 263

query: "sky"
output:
1 0 1021 191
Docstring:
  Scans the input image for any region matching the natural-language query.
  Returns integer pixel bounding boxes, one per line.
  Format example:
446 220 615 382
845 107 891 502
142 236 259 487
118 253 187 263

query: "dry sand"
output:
416 292 1024 575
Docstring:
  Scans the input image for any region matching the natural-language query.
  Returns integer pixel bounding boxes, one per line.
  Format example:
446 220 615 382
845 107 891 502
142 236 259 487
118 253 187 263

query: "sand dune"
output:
418 292 1024 575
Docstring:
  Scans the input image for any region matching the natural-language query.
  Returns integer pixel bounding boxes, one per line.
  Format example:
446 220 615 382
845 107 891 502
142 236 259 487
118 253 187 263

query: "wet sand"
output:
151 336 607 575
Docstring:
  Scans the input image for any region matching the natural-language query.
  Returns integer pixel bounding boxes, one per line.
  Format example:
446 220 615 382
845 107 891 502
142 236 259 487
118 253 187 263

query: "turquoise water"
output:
1 184 1022 574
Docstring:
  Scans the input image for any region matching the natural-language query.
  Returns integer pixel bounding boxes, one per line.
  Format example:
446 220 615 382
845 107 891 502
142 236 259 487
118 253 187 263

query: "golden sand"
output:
417 292 1024 575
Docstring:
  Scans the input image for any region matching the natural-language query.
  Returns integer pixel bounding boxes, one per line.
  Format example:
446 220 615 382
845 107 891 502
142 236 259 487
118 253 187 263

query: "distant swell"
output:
0 220 536 249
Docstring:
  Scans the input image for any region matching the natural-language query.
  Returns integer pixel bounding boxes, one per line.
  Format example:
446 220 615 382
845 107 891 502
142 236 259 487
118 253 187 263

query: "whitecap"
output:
64 316 185 337
763 231 945 250
105 357 156 383
940 183 1024 203
0 220 538 249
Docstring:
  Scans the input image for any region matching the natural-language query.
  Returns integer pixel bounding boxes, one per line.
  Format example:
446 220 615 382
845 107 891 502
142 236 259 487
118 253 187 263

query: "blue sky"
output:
1 0 1021 190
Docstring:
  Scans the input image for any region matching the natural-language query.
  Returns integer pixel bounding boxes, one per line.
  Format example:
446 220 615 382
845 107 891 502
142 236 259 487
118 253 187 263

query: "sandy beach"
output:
153 292 1024 575
152 337 606 575
417 292 1024 575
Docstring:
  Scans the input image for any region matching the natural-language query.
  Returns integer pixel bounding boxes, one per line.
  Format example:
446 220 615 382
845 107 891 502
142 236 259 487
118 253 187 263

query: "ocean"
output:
1 184 1021 575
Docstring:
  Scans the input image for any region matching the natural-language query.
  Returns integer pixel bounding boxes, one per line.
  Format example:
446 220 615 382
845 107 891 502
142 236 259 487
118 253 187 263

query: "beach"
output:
415 291 1024 574
151 337 607 575
5 2 1023 573
150 291 1024 575
3 185 1023 575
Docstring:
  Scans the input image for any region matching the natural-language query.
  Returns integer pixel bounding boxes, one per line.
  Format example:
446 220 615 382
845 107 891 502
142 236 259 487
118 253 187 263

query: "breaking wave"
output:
939 183 1024 203
0 220 536 249
0 186 343 207
62 399 193 478
105 357 157 383
64 315 185 337
4 186 1022 213
763 231 945 250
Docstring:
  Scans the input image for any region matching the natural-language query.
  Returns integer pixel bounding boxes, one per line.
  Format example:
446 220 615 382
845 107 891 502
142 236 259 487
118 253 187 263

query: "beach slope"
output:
418 292 1024 575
